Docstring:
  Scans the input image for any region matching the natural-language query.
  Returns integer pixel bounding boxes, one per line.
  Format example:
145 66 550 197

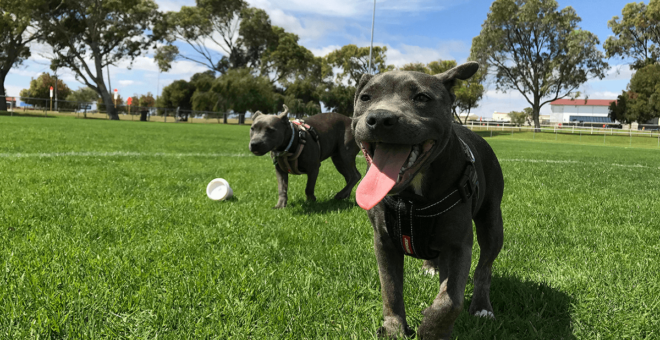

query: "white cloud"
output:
5 85 24 97
385 41 467 67
310 45 342 57
605 64 633 81
119 80 136 86
247 0 452 18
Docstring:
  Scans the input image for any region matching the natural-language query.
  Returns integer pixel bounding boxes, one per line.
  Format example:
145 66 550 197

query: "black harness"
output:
271 120 321 175
383 138 479 260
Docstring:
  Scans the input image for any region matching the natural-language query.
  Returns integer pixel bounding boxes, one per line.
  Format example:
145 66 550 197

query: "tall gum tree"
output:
471 0 608 128
36 0 160 120
605 0 660 70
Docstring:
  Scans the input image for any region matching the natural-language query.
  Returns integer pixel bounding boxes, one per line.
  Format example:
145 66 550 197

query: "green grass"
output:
1 117 659 339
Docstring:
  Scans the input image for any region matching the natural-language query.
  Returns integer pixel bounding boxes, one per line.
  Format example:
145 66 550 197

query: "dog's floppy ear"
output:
435 61 480 91
354 73 374 107
278 104 289 120
252 111 262 120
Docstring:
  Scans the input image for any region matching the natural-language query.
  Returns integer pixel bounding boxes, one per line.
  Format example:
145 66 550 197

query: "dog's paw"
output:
333 191 350 200
377 325 414 339
473 309 495 319
272 205 286 209
422 267 438 277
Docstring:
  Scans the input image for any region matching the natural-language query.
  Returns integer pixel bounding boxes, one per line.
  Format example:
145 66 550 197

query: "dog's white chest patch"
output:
411 172 424 196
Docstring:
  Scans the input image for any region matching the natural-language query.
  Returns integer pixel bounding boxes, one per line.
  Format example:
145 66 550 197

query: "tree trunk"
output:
0 72 7 112
101 90 118 120
533 107 541 130
533 97 541 131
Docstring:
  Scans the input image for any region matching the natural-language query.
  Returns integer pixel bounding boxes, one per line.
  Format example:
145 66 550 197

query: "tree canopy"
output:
471 0 609 128
326 45 393 86
35 0 160 119
66 87 99 104
605 0 660 70
19 73 71 108
0 0 52 111
609 63 660 124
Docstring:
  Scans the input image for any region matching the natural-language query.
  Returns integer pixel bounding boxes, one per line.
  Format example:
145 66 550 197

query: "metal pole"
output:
367 0 376 75
54 73 58 112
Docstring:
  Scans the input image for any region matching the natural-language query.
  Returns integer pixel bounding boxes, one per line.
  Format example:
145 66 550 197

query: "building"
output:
549 99 616 124
491 111 551 124
492 112 510 121
5 97 16 109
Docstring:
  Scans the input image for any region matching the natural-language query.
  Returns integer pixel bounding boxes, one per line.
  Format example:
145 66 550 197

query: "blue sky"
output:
5 0 636 117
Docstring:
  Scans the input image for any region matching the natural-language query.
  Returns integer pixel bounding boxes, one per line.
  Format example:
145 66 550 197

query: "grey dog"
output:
352 62 504 339
249 107 361 209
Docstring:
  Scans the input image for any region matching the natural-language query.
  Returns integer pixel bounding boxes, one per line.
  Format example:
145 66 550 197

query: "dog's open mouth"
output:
356 140 436 210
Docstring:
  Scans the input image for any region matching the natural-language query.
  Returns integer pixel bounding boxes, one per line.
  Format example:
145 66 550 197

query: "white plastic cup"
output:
206 178 233 201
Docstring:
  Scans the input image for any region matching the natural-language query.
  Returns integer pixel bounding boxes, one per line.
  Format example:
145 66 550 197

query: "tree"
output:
471 0 609 128
604 1 660 70
35 0 160 120
320 83 355 116
508 110 528 126
454 68 486 124
139 93 156 108
609 63 660 124
211 67 275 115
325 45 394 86
160 80 195 120
98 93 124 113
191 72 219 112
399 62 430 73
609 91 634 124
19 73 71 108
0 0 52 111
155 0 258 73
65 87 98 117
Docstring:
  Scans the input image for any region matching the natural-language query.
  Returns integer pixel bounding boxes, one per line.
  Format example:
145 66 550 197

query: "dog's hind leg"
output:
331 152 361 200
469 202 503 318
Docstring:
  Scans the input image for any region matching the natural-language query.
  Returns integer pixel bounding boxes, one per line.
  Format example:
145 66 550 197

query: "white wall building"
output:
492 112 510 121
549 99 616 124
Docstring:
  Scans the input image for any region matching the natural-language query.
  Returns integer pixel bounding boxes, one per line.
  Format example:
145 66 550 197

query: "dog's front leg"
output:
304 168 318 202
417 242 472 340
371 211 414 338
274 166 288 209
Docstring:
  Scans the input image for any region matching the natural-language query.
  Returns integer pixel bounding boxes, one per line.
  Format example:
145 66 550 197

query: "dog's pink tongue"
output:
357 144 411 210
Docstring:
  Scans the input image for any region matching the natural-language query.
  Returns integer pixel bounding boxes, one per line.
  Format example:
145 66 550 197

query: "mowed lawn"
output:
1 117 659 339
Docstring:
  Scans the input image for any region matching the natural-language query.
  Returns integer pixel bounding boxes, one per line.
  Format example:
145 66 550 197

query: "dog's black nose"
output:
365 111 398 129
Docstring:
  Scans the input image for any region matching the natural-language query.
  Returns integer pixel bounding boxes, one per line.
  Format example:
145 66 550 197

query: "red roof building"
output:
549 98 617 124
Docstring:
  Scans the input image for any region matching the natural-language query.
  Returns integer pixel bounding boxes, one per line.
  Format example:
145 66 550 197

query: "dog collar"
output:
283 121 296 153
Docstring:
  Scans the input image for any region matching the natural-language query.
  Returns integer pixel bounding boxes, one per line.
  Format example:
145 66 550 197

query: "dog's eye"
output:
414 94 431 102
360 94 371 102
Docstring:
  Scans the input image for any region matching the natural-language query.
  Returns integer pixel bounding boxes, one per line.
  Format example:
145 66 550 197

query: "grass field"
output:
1 116 659 339
0 110 253 125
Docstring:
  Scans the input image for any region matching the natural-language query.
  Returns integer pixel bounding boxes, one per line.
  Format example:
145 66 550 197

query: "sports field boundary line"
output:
483 136 660 151
0 151 252 158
